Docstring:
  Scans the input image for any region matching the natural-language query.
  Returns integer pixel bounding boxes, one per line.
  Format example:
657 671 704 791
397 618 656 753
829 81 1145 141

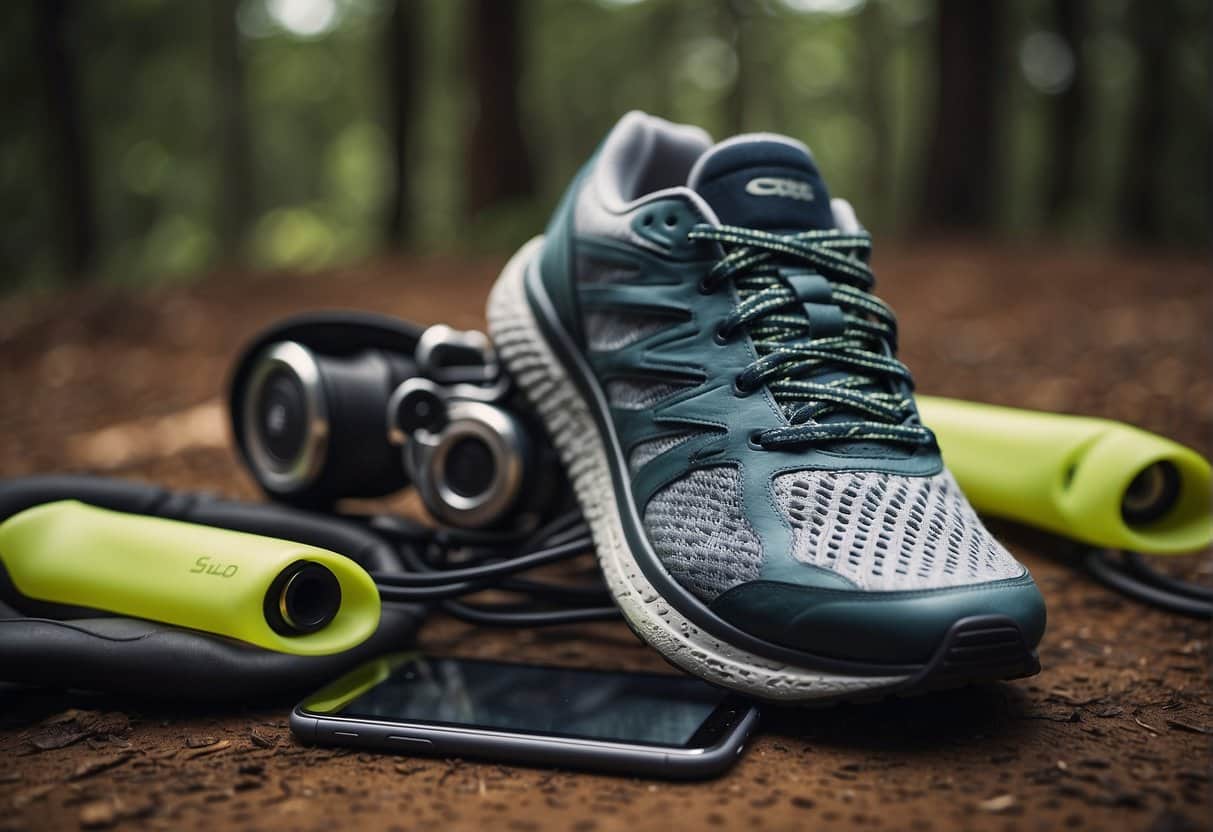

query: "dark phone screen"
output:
328 657 730 747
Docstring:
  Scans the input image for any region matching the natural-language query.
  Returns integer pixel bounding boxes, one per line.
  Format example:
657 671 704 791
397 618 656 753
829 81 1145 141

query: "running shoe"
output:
487 112 1045 703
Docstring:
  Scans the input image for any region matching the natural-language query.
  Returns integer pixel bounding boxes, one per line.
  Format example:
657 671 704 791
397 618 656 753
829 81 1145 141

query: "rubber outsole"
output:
487 236 1040 704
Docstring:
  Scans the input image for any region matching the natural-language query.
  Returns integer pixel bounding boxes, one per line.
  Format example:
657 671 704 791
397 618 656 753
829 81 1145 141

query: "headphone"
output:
228 311 566 529
226 311 611 628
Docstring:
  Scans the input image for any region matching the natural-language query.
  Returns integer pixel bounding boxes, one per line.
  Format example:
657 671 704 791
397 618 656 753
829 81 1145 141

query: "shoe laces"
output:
688 223 935 450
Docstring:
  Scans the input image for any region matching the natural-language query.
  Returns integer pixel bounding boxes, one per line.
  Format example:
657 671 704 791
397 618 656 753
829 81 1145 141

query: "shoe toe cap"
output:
709 571 1047 665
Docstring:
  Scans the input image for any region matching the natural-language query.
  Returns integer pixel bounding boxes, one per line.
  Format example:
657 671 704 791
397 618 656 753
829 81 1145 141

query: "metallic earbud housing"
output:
241 341 331 496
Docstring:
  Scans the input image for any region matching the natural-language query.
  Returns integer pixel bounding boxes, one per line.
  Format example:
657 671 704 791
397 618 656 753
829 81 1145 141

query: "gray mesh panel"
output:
772 468 1023 591
576 254 640 284
605 378 687 411
628 431 697 475
643 466 764 601
584 310 673 352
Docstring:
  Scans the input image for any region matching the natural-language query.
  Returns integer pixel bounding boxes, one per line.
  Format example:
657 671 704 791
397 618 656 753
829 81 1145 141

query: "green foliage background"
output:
0 0 1208 291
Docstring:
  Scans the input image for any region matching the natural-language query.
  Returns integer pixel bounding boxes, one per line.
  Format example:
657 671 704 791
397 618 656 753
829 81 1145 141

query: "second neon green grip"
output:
0 500 381 655
919 396 1212 555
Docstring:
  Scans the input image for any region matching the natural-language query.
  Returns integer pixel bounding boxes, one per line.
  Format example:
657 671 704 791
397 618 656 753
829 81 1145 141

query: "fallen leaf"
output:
85 713 131 737
978 794 1017 814
183 739 232 759
78 799 117 829
249 729 276 749
70 751 136 781
42 709 85 725
1166 719 1211 735
1133 717 1160 734
23 710 132 752
25 724 88 751
12 783 54 808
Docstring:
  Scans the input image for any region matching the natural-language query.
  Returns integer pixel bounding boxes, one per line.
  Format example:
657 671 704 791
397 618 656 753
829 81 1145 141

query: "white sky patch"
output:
266 0 340 38
779 0 867 15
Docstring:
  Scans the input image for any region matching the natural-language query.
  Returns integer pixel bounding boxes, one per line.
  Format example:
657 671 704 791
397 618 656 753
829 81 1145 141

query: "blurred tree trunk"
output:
1044 0 1086 223
212 0 254 262
722 0 753 135
1117 0 1170 242
920 0 1002 230
858 0 890 229
384 0 418 248
34 0 96 279
649 0 682 121
465 0 534 218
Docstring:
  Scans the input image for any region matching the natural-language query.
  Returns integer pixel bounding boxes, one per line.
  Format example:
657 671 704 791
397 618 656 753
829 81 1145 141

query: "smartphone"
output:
290 653 759 779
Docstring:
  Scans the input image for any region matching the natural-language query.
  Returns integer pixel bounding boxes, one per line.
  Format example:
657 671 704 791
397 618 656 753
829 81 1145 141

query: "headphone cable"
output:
1084 548 1212 618
364 509 616 626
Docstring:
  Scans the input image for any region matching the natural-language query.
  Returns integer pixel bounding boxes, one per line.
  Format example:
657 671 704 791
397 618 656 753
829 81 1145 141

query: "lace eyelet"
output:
732 377 753 398
747 430 766 450
698 277 714 295
713 325 731 346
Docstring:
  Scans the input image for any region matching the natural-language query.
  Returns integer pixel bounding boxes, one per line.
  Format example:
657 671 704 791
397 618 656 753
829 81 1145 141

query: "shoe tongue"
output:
687 135 835 231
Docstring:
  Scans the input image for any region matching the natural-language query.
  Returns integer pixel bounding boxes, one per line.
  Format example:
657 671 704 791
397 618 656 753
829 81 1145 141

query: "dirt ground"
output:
0 242 1209 832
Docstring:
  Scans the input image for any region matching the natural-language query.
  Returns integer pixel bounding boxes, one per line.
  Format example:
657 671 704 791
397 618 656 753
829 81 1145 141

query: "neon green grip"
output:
918 396 1212 555
0 501 381 655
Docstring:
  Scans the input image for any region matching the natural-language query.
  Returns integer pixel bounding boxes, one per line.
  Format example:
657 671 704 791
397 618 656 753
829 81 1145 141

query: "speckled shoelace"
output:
689 223 935 449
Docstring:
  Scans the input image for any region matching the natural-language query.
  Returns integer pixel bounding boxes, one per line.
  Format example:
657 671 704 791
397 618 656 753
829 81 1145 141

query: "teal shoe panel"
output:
539 162 592 346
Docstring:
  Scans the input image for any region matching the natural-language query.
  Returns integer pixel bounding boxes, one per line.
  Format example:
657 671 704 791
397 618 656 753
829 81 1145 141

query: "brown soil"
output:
0 243 1209 832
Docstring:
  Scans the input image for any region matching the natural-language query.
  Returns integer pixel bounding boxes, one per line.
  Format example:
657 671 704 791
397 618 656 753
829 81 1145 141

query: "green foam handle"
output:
919 396 1213 555
0 500 381 656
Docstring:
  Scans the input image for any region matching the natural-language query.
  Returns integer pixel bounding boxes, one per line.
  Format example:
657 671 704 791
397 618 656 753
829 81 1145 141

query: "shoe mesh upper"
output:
642 465 1022 601
584 310 672 352
606 378 688 411
643 466 763 601
771 468 1023 591
575 253 640 284
628 431 697 475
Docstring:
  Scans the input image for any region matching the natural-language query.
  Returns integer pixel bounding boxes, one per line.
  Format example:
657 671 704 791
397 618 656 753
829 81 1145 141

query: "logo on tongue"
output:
744 176 815 203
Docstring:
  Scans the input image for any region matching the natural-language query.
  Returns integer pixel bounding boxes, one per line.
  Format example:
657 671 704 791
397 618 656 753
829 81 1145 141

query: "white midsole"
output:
486 237 910 701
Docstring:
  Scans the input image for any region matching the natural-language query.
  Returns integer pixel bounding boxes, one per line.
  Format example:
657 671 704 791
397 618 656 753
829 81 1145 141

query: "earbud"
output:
389 383 536 528
238 340 416 505
229 312 563 529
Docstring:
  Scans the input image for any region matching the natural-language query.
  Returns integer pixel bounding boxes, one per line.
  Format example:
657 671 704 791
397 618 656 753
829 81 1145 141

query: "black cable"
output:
358 509 615 626
528 513 590 547
366 513 533 548
439 600 620 627
368 538 592 587
498 577 612 603
1084 549 1212 618
377 582 493 602
1122 551 1213 600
